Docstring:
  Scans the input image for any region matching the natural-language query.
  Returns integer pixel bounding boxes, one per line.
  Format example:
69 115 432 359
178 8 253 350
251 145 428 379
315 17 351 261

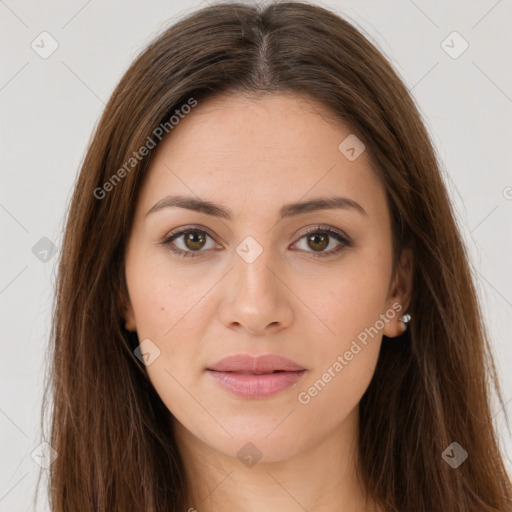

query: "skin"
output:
122 92 413 512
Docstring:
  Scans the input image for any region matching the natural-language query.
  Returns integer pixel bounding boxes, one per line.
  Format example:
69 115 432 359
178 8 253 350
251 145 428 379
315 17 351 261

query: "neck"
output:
173 405 382 512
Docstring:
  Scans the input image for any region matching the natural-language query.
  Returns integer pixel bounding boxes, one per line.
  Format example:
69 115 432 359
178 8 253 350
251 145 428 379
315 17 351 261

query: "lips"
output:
206 354 307 399
207 353 306 373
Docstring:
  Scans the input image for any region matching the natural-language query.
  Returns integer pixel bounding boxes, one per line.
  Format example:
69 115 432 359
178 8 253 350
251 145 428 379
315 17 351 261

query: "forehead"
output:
136 92 387 221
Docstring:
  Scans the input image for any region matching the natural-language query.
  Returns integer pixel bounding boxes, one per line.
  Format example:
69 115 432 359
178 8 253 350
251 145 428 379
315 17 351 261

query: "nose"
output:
218 245 294 336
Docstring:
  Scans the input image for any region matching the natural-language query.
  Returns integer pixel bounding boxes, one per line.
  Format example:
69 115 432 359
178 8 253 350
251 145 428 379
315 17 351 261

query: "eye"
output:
160 225 353 259
291 226 353 257
160 227 221 258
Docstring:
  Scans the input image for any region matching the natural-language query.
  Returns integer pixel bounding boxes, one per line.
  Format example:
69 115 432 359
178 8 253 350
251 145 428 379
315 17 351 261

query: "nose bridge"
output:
218 231 293 334
234 232 280 298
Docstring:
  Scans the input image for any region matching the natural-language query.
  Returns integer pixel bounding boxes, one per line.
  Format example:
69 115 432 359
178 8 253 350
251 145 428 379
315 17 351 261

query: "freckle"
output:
161 306 165 311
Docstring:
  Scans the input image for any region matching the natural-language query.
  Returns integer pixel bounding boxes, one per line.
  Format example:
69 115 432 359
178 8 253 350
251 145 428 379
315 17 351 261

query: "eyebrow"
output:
145 194 367 220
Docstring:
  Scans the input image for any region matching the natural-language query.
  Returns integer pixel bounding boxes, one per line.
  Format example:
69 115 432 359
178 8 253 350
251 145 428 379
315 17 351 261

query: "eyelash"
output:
159 225 353 259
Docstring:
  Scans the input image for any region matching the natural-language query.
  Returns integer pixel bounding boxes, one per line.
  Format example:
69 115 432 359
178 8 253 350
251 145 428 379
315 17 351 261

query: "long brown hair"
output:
39 2 512 510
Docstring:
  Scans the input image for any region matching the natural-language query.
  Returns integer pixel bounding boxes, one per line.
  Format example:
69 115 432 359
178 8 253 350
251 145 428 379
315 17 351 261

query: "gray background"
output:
1 0 511 510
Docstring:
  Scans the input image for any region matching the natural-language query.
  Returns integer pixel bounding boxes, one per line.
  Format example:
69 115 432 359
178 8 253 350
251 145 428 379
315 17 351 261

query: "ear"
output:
119 288 137 332
383 246 413 338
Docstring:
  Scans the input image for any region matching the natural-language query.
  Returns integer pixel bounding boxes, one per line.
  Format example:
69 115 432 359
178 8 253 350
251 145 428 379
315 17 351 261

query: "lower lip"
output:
206 370 307 398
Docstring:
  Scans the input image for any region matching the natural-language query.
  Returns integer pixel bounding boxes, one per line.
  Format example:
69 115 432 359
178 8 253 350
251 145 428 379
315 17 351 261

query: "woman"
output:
40 2 512 511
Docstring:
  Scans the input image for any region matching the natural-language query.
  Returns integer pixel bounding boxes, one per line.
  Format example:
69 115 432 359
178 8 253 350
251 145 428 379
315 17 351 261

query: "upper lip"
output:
207 354 306 373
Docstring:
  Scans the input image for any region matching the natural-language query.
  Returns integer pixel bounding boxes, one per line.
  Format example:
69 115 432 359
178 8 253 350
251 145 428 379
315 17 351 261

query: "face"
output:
122 92 411 464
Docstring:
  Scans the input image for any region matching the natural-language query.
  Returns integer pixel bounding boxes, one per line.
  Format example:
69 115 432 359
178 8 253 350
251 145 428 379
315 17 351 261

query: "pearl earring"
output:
399 313 411 332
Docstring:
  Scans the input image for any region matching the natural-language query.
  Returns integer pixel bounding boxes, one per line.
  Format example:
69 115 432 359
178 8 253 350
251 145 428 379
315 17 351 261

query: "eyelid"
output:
163 224 218 242
293 224 352 244
289 225 353 258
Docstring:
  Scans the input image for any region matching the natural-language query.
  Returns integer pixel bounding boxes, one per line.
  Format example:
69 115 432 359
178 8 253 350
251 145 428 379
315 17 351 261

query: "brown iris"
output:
183 231 207 251
307 233 329 252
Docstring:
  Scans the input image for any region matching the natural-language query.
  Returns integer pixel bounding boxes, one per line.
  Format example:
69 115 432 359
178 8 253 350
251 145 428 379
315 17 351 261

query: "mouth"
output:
206 354 307 399
223 370 289 374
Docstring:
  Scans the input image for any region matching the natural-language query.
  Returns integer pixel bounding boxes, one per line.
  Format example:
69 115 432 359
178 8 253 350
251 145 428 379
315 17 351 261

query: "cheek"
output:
126 252 216 338
327 270 390 344
293 248 391 399
301 250 392 348
125 252 225 388
293 273 387 430
125 254 214 418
